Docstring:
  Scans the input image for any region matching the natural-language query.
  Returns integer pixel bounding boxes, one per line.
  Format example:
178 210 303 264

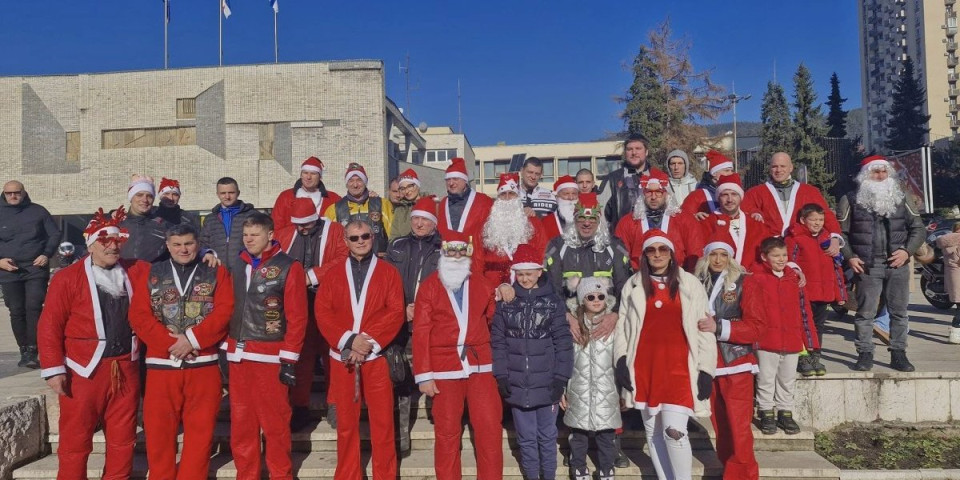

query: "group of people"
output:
15 132 928 480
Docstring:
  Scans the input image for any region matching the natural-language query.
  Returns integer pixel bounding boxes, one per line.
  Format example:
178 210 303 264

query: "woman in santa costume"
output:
38 207 150 480
413 231 502 480
614 229 716 480
694 236 764 480
315 220 405 480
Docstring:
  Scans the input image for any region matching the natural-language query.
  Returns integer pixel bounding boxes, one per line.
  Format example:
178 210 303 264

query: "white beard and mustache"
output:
438 255 472 292
557 198 576 224
92 264 127 298
482 198 533 255
855 176 904 218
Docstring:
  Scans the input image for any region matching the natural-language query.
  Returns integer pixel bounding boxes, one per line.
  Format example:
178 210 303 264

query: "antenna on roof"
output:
457 78 463 134
399 53 412 117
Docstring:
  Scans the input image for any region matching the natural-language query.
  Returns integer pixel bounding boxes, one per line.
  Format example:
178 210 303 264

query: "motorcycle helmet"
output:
57 242 75 257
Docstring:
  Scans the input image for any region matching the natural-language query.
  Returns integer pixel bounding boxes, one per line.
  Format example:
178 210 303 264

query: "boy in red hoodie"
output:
743 237 818 436
785 204 847 376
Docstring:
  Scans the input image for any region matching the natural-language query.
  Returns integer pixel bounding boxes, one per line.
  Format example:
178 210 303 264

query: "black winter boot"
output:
571 467 590 480
758 410 777 435
796 353 815 377
613 434 629 468
811 349 826 376
17 346 29 368
777 410 801 435
853 351 874 371
889 349 916 372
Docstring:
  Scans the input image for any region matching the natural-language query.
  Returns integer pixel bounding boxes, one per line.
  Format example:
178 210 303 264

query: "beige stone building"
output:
858 0 957 151
472 141 624 196
0 61 428 215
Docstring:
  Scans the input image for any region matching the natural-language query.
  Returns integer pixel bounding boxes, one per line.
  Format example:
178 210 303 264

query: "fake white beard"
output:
482 198 533 255
92 264 127 298
438 255 472 292
855 176 904 218
557 199 576 224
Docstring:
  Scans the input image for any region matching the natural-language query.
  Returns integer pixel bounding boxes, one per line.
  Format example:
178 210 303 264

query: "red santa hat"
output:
399 168 421 188
301 156 324 175
344 163 368 184
574 192 601 219
441 230 474 256
641 228 675 253
706 150 734 175
411 195 438 224
158 177 180 196
445 157 470 181
702 231 735 258
510 243 543 271
860 155 891 172
640 170 670 192
553 175 577 194
716 173 744 197
84 206 130 247
290 198 319 224
497 173 520 195
127 174 156 201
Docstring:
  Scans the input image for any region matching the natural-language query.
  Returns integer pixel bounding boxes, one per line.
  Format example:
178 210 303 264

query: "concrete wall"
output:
0 62 389 215
0 396 46 480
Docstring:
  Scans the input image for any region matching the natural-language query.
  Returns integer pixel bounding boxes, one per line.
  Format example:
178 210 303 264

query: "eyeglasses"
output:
96 236 124 246
347 233 373 243
644 246 671 255
3 191 23 196
585 294 606 302
398 184 417 192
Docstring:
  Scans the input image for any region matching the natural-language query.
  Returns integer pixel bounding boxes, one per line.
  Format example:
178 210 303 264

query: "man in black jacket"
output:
599 134 665 233
839 156 926 372
119 175 173 263
0 181 60 368
155 177 200 227
199 177 258 270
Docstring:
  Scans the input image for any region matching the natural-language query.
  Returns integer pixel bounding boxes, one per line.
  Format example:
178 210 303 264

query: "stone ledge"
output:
840 469 960 479
0 395 46 480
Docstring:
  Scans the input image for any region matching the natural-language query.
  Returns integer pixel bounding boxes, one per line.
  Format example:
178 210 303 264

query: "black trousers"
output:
568 428 616 472
2 275 49 348
810 301 829 347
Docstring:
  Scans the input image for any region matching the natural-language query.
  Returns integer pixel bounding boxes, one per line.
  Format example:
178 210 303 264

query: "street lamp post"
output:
727 85 752 171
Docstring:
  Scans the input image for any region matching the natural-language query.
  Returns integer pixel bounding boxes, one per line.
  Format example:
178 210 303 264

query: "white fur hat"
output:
576 276 611 304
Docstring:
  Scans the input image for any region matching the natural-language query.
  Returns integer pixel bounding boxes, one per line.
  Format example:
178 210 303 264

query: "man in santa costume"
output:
481 173 546 287
222 213 307 480
315 220 405 480
129 223 233 480
437 157 493 239
275 198 349 430
413 231 502 480
615 170 705 272
38 207 150 480
541 175 580 241
701 173 774 270
743 152 842 257
324 162 394 255
680 150 736 220
390 168 424 239
155 177 200 227
120 174 174 263
272 156 342 231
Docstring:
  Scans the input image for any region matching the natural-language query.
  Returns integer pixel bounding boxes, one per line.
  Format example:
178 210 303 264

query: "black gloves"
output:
615 356 633 393
497 377 511 399
279 363 297 387
696 371 713 401
550 379 566 403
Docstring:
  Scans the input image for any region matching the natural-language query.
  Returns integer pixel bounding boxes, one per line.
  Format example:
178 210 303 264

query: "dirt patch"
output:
816 422 960 469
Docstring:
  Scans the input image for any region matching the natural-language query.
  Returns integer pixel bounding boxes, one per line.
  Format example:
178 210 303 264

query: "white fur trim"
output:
85 226 122 247
399 177 421 187
185 328 202 350
641 235 675 252
716 183 744 197
703 241 735 257
718 319 732 342
279 350 300 362
510 261 542 271
127 182 156 201
445 171 469 181
709 161 734 175
41 366 67 379
345 171 368 184
290 213 319 224
497 179 520 195
554 181 577 193
861 159 890 172
411 210 438 224
158 186 180 196
301 164 322 174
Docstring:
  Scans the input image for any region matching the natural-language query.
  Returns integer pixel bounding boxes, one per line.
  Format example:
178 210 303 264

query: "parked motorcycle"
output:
920 221 958 310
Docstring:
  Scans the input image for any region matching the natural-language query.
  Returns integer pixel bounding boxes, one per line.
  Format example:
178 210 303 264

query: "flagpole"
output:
163 0 169 69
273 9 278 63
218 0 223 66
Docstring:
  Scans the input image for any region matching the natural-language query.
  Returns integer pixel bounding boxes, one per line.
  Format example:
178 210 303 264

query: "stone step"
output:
13 448 840 479
49 416 814 454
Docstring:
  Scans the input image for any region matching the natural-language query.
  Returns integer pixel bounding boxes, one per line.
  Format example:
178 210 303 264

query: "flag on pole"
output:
269 0 278 13
221 0 232 18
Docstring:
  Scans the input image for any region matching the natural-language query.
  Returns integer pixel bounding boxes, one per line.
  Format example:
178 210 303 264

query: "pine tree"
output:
792 63 834 199
825 72 847 138
759 81 794 163
885 57 931 152
620 45 668 153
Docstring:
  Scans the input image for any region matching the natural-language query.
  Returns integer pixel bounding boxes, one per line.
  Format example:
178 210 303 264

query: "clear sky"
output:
0 1 861 146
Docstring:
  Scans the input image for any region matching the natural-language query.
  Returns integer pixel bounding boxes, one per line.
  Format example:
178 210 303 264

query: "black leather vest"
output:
148 261 219 334
709 276 752 365
845 192 910 267
229 253 294 342
335 197 387 253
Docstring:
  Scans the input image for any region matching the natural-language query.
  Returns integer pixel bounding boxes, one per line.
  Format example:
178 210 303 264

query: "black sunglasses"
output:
347 233 373 243
586 294 606 302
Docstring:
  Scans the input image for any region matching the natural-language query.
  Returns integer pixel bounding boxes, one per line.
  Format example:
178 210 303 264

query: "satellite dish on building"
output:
418 122 428 133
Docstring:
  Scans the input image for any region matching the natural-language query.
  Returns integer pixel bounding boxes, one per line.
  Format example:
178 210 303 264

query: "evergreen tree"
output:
759 81 794 163
792 63 834 200
825 72 848 138
620 45 668 153
885 57 931 151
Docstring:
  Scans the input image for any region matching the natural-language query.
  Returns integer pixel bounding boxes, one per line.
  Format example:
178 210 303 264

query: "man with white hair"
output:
480 173 546 287
541 175 580 240
838 155 926 372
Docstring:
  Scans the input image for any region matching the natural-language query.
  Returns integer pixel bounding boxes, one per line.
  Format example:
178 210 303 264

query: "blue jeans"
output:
511 404 559 479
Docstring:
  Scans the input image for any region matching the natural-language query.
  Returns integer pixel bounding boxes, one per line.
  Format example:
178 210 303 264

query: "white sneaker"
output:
949 327 960 344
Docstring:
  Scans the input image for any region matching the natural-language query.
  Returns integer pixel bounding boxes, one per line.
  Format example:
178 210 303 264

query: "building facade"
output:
472 141 623 196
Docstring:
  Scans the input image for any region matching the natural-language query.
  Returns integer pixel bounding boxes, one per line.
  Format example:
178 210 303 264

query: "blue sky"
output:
0 1 861 146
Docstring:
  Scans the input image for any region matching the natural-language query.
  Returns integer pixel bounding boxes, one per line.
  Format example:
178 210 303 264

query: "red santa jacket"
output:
221 243 308 364
275 219 349 287
129 263 233 368
481 219 546 286
38 256 150 379
679 188 720 218
702 212 774 270
314 256 405 362
437 190 494 239
540 212 565 242
615 211 705 272
271 186 342 232
744 263 818 353
742 181 841 237
784 223 848 304
413 273 497 383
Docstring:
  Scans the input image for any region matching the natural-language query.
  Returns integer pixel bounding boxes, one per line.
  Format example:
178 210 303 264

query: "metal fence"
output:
738 136 859 200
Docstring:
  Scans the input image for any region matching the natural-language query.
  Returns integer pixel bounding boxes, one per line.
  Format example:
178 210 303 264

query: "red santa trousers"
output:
143 366 222 480
229 361 292 480
328 356 396 480
56 356 140 480
291 321 329 408
710 372 759 480
432 373 503 480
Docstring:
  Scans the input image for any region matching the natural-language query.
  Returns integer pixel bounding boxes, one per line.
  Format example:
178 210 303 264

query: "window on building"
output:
176 98 196 119
425 149 459 163
538 157 555 184
484 160 511 184
558 157 592 176
474 161 482 182
66 131 80 162
596 156 623 179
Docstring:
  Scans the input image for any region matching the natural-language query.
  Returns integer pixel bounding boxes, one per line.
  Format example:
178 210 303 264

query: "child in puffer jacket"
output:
560 276 621 480
491 244 573 480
